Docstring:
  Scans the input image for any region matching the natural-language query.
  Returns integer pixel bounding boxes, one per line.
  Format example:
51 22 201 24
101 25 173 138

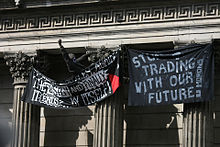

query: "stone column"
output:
93 87 123 147
183 102 213 147
4 52 40 147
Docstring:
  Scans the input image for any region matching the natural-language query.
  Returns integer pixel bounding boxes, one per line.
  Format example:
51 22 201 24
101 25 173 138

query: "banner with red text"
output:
22 50 120 108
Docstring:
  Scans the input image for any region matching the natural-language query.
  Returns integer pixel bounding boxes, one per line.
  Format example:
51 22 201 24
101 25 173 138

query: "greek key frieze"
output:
206 3 219 16
164 7 177 19
0 3 219 32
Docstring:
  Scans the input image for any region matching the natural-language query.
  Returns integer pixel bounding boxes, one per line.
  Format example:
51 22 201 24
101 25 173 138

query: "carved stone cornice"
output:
0 2 219 32
4 51 34 84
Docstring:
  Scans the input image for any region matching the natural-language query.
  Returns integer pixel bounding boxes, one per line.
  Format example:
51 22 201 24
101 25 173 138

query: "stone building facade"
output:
0 0 220 147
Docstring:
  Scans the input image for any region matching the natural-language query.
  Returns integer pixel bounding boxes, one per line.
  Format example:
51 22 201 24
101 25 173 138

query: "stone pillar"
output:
4 52 40 147
93 87 123 147
182 70 213 146
183 102 213 147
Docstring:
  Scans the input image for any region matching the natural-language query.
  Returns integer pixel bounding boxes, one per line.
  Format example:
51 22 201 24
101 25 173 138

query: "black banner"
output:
128 44 214 106
22 51 120 108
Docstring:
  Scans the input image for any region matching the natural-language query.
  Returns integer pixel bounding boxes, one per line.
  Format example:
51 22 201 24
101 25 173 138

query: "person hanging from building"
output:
58 39 96 74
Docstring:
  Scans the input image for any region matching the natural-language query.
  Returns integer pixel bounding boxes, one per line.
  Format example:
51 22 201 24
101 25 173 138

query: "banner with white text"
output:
22 50 120 108
128 44 214 106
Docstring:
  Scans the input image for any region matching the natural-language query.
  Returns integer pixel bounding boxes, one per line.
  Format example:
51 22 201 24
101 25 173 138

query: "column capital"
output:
86 46 115 62
4 51 35 85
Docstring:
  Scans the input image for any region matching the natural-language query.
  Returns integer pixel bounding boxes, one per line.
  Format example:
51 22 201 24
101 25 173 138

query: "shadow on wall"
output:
43 107 93 147
124 104 181 146
123 83 181 147
0 119 11 147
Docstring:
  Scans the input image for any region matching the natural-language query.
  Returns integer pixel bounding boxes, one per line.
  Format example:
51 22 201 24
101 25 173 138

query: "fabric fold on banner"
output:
128 44 214 106
22 50 120 108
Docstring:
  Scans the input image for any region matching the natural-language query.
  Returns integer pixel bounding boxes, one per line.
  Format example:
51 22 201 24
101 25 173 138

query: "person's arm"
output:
76 51 96 62
58 39 72 63
58 39 85 73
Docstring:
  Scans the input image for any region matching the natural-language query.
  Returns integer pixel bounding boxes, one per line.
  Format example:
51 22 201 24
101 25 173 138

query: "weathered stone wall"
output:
124 100 183 146
40 106 95 147
0 59 13 147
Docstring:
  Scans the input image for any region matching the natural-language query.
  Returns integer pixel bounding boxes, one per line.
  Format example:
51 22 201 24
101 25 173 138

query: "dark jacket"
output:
60 46 85 73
